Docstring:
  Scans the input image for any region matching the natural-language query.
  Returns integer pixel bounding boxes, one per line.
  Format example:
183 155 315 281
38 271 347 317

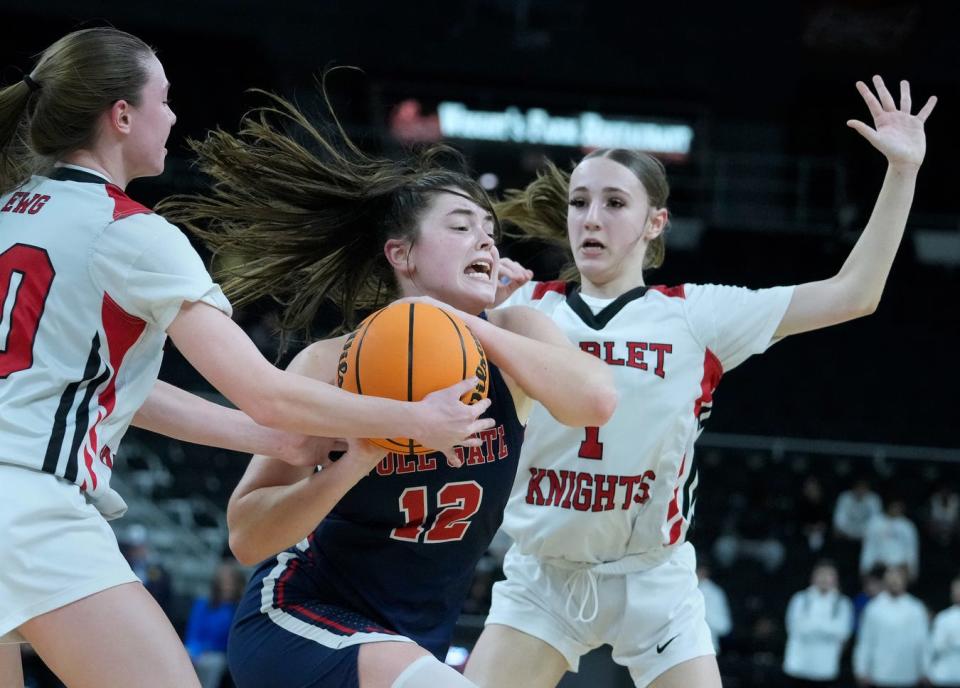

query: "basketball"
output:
337 301 489 454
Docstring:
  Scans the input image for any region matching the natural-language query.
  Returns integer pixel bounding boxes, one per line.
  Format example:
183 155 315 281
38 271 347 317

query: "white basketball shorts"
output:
0 464 138 643
485 542 715 687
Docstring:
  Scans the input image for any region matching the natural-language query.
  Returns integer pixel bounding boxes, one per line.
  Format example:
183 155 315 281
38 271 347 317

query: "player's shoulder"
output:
646 284 689 300
529 280 574 301
103 184 152 221
292 335 351 383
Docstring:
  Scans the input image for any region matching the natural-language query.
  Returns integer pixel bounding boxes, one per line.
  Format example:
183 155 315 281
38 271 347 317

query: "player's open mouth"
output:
580 239 606 254
465 260 493 281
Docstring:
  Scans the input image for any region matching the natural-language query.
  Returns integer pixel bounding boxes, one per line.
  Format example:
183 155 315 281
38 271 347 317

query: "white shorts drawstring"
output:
564 567 600 624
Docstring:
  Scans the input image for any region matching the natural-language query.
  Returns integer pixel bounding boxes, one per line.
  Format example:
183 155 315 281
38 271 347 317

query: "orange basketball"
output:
336 301 488 454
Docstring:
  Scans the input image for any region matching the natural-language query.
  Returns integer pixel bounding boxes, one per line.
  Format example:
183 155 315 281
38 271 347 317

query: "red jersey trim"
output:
81 293 147 488
648 284 686 299
532 281 569 300
694 348 723 419
105 185 152 221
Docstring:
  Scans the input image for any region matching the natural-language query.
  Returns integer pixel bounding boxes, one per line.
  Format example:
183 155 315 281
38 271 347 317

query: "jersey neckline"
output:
566 283 650 330
47 167 110 185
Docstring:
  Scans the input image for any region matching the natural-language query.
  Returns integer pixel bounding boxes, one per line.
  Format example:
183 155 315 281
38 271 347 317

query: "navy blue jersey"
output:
239 358 523 659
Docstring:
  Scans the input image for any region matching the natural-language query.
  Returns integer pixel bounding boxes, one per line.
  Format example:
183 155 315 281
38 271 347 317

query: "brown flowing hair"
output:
0 27 153 193
495 149 670 282
160 88 498 345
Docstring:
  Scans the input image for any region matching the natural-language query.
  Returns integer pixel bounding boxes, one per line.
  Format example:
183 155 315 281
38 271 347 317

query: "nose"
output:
584 201 602 231
169 107 177 127
476 229 494 250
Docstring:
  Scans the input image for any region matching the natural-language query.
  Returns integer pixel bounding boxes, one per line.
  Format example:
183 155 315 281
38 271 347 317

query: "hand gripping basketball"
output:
337 301 491 455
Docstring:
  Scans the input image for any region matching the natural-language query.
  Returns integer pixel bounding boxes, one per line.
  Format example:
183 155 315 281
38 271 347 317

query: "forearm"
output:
228 457 371 565
255 370 425 438
167 302 427 440
835 164 919 311
133 381 303 459
463 314 615 426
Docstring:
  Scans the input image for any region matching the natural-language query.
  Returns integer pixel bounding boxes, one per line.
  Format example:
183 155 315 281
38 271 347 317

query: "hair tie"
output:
22 75 41 93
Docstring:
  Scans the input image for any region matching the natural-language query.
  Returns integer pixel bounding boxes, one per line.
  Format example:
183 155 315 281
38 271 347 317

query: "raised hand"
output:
847 76 936 169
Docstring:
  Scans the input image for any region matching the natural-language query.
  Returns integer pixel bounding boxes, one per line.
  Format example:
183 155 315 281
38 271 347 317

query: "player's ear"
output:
644 207 668 241
384 238 413 275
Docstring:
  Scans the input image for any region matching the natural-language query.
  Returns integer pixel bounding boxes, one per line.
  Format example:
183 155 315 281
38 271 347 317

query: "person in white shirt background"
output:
861 499 920 581
834 478 883 543
696 560 732 654
854 565 929 688
783 560 853 688
926 576 960 688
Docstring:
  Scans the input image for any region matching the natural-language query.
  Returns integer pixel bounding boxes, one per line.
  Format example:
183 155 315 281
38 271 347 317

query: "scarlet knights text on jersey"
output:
232 360 524 660
0 166 230 518
500 280 793 564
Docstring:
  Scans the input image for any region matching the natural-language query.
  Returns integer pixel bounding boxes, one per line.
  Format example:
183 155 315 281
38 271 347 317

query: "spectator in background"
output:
926 487 959 548
854 565 928 688
834 478 882 542
798 476 831 553
926 575 960 687
185 559 246 688
120 524 172 616
783 560 853 687
853 566 887 633
697 559 732 653
860 499 919 581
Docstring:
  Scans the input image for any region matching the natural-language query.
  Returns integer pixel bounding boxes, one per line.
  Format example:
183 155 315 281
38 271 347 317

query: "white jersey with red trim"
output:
501 280 793 564
0 166 230 518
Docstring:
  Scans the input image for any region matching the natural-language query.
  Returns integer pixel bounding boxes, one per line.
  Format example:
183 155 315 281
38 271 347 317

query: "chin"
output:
454 290 495 314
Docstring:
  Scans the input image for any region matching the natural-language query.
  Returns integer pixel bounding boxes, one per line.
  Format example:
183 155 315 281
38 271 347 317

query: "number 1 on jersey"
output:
578 426 604 460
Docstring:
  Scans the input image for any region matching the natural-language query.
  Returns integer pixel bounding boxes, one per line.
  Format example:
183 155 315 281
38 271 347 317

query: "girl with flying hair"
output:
463 77 936 688
0 28 496 688
162 91 616 688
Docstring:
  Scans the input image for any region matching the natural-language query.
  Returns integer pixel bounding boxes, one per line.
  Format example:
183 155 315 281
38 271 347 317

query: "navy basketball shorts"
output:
228 551 415 688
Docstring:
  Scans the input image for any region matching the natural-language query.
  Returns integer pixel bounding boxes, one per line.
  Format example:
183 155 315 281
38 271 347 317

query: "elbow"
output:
589 365 618 426
575 367 618 427
227 504 263 566
228 529 262 567
859 299 879 317
558 382 618 428
588 383 618 427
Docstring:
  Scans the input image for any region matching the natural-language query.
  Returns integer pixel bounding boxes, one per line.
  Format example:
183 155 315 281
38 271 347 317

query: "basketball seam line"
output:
407 304 415 455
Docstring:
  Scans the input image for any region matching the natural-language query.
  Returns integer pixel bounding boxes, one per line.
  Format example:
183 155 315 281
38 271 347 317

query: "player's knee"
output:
391 655 478 688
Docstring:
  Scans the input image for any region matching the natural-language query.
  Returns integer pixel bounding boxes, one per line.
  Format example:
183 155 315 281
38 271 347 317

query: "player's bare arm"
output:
485 304 616 426
167 300 494 446
133 380 333 467
226 338 388 565
399 296 616 427
776 77 936 338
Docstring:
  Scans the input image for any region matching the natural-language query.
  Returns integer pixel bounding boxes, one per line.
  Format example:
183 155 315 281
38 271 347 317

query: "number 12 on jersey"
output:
391 480 484 544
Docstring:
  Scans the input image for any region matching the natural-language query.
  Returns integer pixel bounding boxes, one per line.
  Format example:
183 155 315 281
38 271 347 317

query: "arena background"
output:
3 2 958 687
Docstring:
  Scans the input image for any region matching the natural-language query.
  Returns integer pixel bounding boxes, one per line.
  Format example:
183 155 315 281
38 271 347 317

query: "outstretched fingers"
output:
872 74 897 111
916 95 937 123
856 80 884 120
846 119 879 147
899 80 911 114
